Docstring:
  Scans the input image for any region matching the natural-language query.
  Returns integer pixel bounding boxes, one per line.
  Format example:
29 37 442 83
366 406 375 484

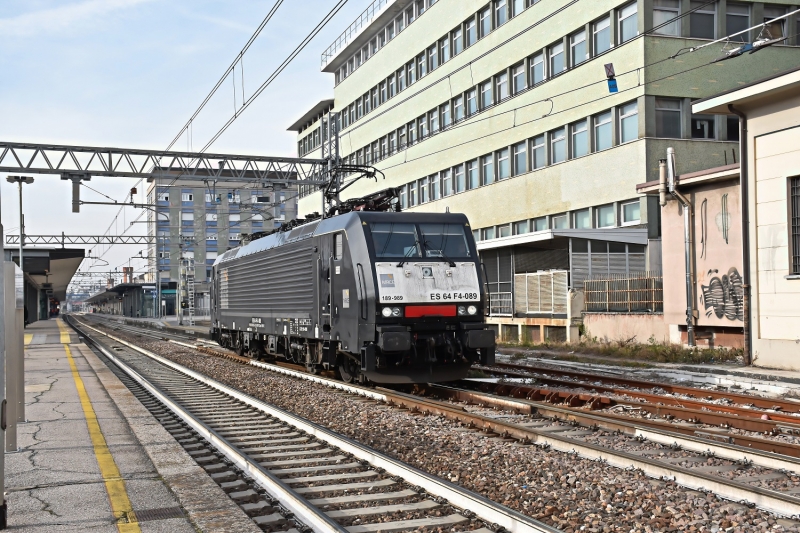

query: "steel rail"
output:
70 318 346 533
489 362 800 414
465 374 800 434
423 384 800 472
79 317 800 516
75 319 560 533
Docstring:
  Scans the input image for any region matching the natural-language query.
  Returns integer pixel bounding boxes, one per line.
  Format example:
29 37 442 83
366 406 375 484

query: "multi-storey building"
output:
146 178 297 315
293 0 800 340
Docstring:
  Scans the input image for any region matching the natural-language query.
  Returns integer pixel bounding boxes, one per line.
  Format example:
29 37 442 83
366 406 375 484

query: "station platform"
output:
86 313 210 338
7 318 259 532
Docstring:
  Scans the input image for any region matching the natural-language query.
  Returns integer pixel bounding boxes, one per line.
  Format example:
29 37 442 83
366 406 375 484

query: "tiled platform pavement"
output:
6 318 260 532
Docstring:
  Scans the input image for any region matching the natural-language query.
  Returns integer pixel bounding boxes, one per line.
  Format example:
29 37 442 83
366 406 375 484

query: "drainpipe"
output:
728 104 751 365
666 148 696 347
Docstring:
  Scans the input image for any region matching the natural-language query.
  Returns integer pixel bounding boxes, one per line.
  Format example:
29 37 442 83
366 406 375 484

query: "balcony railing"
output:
584 272 663 313
321 0 392 69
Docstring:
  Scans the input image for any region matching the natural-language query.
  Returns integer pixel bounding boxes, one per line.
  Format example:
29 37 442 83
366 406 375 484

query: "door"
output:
331 232 358 352
318 234 333 339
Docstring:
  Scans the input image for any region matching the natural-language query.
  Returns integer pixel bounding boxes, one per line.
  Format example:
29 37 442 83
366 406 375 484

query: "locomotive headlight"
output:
391 307 403 317
381 307 393 318
457 306 467 316
467 305 478 315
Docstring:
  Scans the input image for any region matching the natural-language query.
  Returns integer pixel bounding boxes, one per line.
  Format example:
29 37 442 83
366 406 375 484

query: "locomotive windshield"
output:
369 222 471 259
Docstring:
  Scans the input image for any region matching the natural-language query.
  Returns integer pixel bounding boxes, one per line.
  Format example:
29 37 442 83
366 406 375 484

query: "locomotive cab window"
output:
419 223 471 258
334 233 343 260
370 222 421 258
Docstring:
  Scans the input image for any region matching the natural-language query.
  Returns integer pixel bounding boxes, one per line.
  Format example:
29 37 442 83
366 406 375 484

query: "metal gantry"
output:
4 235 155 245
0 141 328 183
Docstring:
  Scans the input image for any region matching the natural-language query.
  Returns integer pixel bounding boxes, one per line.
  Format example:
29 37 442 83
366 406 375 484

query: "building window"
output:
452 27 463 55
497 148 510 179
440 36 450 63
429 110 439 133
655 98 682 138
466 89 477 115
430 173 441 200
593 17 611 54
512 0 524 17
594 110 613 151
480 7 492 37
181 212 194 222
442 169 453 196
515 220 529 235
571 119 589 158
229 213 240 224
483 227 496 240
418 116 428 139
513 141 527 175
465 18 476 47
618 2 638 43
407 62 416 85
409 183 418 206
454 96 464 122
791 177 800 274
441 103 451 129
552 213 568 229
726 2 750 42
482 154 495 185
533 216 548 232
726 116 740 142
181 192 193 202
691 113 716 139
512 63 525 94
619 101 639 144
418 54 427 79
654 0 680 36
496 72 509 101
551 127 566 164
467 160 479 189
157 192 169 202
495 0 508 27
206 213 217 222
597 204 615 227
498 224 511 238
764 5 788 39
549 42 565 76
570 29 587 66
455 164 466 193
532 134 546 169
575 209 592 229
400 186 407 208
428 45 438 71
690 0 716 39
480 80 493 109
419 177 429 204
622 200 641 224
530 52 545 85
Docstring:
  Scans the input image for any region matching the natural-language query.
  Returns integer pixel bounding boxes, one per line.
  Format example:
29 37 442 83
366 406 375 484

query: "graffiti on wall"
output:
700 267 744 322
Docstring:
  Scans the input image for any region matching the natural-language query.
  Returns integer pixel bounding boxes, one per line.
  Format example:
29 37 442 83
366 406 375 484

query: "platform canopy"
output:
3 247 85 301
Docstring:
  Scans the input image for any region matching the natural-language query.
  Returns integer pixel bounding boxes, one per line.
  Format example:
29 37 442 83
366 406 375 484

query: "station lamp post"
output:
6 176 34 290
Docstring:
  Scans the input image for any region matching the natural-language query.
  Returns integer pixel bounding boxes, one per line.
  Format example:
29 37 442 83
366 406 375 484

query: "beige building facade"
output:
292 0 800 339
695 67 800 370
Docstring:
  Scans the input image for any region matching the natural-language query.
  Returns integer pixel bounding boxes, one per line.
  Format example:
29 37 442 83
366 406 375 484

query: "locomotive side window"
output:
334 233 343 260
419 223 471 258
370 223 421 258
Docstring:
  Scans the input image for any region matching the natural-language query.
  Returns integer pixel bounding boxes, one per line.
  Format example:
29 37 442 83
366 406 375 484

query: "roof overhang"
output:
637 163 740 194
476 228 648 252
4 247 85 301
693 66 800 115
287 99 335 132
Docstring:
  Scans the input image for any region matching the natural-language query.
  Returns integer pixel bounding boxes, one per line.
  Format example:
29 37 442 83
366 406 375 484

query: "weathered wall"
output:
661 177 744 331
583 312 670 344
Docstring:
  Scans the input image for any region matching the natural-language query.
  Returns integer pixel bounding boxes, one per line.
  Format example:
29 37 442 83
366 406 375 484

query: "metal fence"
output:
489 292 513 316
514 271 569 316
583 272 663 313
321 0 391 68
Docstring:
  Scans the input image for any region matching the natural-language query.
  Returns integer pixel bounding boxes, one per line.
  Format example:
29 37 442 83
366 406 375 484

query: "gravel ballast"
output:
94 327 800 533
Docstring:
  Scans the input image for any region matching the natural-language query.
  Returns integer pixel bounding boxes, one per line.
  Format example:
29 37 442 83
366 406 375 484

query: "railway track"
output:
69 316 558 533
79 315 800 518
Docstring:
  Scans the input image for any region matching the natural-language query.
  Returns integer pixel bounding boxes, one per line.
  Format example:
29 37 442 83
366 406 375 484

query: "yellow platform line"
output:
58 320 141 532
24 333 33 346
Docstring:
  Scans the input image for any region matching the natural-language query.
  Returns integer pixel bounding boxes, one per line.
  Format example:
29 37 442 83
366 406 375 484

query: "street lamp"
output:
7 176 34 320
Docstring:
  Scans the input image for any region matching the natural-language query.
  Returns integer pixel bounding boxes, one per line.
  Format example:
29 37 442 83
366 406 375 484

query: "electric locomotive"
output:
209 190 495 384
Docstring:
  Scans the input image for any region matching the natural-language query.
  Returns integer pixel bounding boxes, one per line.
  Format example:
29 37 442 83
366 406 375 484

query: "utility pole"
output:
0 167 8 528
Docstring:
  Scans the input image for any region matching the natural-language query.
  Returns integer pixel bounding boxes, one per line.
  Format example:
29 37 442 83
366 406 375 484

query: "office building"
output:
293 0 800 340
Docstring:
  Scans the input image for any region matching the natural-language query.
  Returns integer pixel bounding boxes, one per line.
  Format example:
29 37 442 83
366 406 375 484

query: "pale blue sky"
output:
0 0 364 283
